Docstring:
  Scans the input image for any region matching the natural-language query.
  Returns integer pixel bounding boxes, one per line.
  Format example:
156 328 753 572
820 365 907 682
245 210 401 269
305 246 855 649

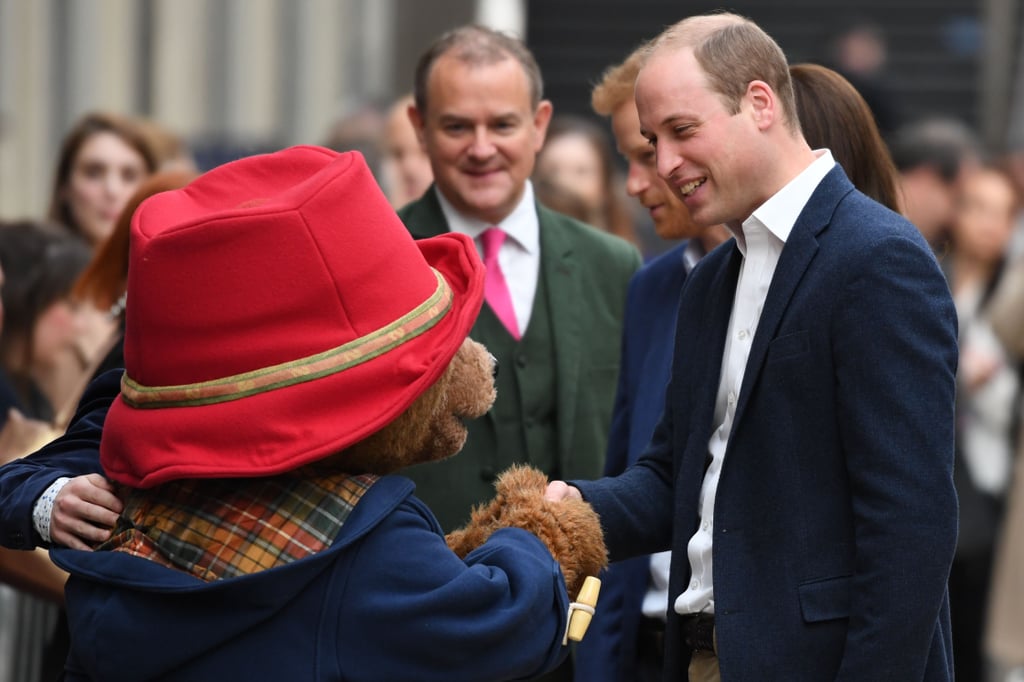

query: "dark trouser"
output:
636 617 667 682
529 656 572 682
949 549 994 682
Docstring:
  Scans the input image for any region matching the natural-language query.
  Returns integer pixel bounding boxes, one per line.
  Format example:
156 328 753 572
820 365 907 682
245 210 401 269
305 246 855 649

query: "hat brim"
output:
100 231 484 488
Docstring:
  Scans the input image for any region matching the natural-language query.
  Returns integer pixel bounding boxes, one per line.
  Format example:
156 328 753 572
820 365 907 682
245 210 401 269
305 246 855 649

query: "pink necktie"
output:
480 227 521 340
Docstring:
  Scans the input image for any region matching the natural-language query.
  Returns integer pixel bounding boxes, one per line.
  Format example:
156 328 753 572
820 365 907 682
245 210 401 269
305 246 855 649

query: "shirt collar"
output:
435 181 540 254
730 149 835 256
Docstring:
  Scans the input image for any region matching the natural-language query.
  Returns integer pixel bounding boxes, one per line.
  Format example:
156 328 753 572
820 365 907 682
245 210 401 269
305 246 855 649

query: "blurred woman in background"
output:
0 219 95 682
47 112 158 248
0 221 95 427
944 165 1022 682
71 168 197 386
379 94 434 209
534 113 637 247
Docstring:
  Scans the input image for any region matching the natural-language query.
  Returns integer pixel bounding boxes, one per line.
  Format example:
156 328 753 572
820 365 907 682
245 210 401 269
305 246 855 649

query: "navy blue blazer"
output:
574 242 692 682
575 167 959 681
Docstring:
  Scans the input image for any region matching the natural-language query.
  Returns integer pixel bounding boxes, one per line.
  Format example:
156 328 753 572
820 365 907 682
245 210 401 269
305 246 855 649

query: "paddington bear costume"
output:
50 147 584 682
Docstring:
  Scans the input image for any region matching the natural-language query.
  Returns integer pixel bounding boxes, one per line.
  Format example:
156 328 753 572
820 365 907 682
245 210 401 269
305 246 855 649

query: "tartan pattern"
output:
120 269 453 409
101 471 378 581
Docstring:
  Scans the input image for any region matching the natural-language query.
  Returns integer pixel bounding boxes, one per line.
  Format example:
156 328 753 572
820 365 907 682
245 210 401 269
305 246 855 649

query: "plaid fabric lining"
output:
101 471 378 581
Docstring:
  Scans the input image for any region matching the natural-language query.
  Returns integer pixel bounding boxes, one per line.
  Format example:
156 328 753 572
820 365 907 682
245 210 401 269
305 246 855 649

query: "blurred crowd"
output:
1 15 1024 682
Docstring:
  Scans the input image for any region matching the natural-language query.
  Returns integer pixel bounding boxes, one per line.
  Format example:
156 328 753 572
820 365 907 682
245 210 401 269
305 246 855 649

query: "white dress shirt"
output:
436 182 541 336
674 150 836 616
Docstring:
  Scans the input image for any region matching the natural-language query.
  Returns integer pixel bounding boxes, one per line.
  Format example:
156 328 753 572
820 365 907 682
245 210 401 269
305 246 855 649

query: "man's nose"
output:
468 128 497 158
625 162 650 197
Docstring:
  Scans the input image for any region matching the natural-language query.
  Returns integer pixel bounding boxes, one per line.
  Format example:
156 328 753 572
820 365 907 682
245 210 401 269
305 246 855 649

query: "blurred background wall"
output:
0 0 1020 219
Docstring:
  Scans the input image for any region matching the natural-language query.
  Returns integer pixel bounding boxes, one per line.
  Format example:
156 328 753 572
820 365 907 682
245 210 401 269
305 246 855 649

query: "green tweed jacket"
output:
398 186 642 530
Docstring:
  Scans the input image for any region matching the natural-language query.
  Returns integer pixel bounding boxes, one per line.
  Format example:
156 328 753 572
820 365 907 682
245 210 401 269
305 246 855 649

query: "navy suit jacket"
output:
575 167 959 681
574 242 693 682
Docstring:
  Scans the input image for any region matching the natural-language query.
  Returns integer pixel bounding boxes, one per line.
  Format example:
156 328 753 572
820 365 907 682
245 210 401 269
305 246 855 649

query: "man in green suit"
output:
401 25 641 538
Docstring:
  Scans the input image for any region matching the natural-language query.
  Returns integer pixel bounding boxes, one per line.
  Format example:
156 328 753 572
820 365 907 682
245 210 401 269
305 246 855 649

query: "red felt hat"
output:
100 146 484 488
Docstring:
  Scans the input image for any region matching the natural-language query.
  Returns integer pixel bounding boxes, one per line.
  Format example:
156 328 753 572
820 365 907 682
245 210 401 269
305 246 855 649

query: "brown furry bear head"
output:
316 337 496 475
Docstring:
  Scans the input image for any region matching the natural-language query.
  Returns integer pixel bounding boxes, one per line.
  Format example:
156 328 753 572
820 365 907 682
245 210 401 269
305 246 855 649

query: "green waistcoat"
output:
406 266 558 531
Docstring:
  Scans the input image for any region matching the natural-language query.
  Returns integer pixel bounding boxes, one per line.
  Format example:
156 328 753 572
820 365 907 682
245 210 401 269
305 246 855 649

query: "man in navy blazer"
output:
549 13 958 682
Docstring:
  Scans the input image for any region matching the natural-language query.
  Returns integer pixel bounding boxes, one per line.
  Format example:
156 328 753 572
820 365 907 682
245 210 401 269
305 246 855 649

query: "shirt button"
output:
738 329 748 340
727 392 736 405
690 579 699 589
702 521 710 531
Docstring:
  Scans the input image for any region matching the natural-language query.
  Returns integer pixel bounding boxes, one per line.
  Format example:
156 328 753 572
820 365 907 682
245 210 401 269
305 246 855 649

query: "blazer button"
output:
515 354 528 369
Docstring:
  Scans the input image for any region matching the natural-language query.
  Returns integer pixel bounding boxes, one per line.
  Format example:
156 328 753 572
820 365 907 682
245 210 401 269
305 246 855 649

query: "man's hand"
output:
545 480 583 502
50 474 123 550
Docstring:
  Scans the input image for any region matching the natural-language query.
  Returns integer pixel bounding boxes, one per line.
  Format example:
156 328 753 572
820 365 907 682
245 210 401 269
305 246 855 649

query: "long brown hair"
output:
72 169 197 311
790 63 901 212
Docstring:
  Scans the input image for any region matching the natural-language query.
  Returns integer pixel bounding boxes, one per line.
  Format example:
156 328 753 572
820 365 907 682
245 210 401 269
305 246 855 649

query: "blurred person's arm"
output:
0 370 121 551
0 408 59 465
0 546 67 604
988 254 1024 359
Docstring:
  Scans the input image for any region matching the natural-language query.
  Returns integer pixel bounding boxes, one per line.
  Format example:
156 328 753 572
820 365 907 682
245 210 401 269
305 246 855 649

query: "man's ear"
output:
408 104 427 148
745 80 776 131
533 99 554 152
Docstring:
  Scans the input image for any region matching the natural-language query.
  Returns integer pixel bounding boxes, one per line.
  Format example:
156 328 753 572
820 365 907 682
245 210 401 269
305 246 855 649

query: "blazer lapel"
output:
538 208 583 459
688 244 742 445
731 166 853 431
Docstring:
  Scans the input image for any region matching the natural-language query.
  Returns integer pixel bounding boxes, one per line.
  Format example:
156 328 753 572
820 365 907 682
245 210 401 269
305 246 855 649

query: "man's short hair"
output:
591 46 646 117
645 12 799 132
413 24 544 114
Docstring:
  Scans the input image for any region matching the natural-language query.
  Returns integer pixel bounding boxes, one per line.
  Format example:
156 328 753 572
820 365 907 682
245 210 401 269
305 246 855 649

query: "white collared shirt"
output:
437 181 541 335
674 149 836 616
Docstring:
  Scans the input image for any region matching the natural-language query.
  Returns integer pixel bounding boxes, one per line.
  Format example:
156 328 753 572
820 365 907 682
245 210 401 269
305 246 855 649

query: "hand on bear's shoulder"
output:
446 464 607 600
